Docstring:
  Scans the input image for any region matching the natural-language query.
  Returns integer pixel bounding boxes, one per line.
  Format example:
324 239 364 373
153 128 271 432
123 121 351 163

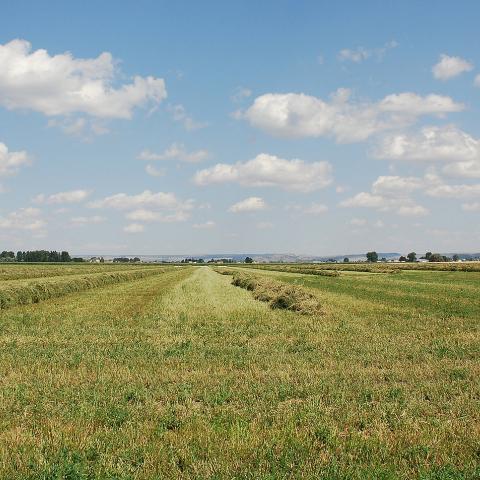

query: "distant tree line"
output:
0 250 87 263
366 251 461 263
113 257 141 263
181 257 254 263
0 251 15 262
181 258 205 263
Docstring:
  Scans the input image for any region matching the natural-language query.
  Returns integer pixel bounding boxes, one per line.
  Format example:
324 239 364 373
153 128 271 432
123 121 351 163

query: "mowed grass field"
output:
0 264 478 479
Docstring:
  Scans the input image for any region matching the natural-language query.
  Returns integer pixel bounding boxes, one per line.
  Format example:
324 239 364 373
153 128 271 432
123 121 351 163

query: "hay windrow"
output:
236 265 340 276
245 262 480 273
0 268 167 309
226 271 322 315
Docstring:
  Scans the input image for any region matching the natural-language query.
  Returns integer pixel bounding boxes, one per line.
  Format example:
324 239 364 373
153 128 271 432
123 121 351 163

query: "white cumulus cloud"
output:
0 39 167 119
374 125 480 179
89 190 194 225
125 209 190 223
0 207 46 231
34 189 91 204
240 90 463 143
89 190 183 210
138 143 210 163
145 164 166 177
341 171 480 215
229 197 266 213
0 142 31 177
426 183 480 198
341 175 429 216
341 192 429 217
194 153 332 192
432 54 473 80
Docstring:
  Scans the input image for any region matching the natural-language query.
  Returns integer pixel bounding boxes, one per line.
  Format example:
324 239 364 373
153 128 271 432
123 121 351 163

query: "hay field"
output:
0 264 478 479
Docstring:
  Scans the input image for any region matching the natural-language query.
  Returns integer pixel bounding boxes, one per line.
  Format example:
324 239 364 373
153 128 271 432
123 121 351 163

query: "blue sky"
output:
1 0 479 255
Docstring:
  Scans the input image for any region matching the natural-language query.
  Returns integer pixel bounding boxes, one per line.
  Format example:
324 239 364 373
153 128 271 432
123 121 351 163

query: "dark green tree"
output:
407 252 417 262
245 257 254 263
429 253 444 262
366 251 378 263
61 251 71 262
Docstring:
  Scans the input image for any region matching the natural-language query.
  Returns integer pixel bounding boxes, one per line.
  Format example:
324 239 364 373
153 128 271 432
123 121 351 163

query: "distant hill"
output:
76 252 480 263
77 252 402 263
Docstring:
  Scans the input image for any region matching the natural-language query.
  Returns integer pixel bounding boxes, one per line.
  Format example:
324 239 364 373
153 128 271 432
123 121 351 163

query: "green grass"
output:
242 261 480 273
0 265 478 478
0 263 163 281
0 267 170 309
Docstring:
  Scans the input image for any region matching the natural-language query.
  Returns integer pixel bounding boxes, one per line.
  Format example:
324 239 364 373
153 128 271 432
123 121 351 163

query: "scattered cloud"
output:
192 220 216 229
231 86 252 103
34 189 91 204
47 117 110 139
194 153 332 192
89 190 185 210
145 164 166 177
338 40 398 63
396 205 429 217
475 74 480 87
341 171 480 216
70 215 105 226
303 203 328 215
462 202 480 212
228 197 266 213
0 39 167 119
339 47 370 63
374 125 480 179
168 104 207 131
123 223 144 233
349 218 367 226
432 54 473 80
138 143 210 163
0 207 46 231
341 191 429 217
340 175 429 217
349 218 385 229
125 208 190 223
89 190 194 226
240 89 463 143
0 142 31 177
257 221 273 229
426 183 480 198
372 175 424 196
